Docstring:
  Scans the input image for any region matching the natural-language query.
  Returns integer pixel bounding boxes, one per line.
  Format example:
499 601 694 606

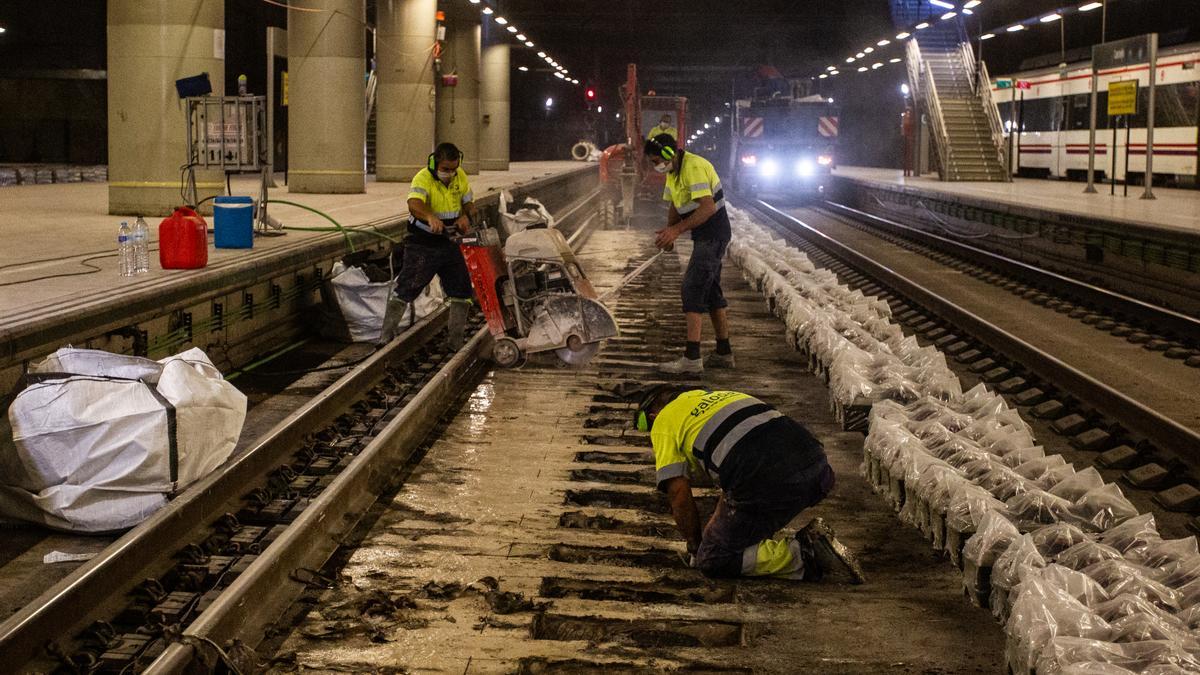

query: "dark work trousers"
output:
394 236 474 302
695 460 835 578
681 238 730 314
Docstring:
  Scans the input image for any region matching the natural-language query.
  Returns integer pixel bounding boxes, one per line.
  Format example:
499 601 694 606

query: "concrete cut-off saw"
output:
460 226 619 367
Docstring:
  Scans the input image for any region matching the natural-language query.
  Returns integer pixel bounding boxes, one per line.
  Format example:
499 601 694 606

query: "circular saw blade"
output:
555 341 600 366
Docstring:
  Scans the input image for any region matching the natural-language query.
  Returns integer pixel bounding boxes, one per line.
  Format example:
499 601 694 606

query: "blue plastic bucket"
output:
214 196 254 249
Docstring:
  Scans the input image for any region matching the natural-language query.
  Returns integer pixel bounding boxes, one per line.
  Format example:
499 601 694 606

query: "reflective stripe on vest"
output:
691 399 782 475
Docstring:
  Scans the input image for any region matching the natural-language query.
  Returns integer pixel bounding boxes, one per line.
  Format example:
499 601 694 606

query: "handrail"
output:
960 41 976 91
921 61 952 179
905 38 922 101
977 60 1012 180
364 69 378 129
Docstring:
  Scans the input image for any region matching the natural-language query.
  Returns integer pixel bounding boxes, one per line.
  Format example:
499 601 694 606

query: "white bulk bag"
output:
329 262 392 343
1 347 246 532
329 262 447 343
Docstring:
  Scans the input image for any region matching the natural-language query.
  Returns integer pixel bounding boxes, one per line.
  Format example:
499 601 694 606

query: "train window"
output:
1020 97 1061 132
1155 82 1199 128
1066 93 1111 130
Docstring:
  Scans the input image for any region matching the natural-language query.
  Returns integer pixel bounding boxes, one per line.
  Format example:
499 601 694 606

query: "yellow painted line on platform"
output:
110 181 224 188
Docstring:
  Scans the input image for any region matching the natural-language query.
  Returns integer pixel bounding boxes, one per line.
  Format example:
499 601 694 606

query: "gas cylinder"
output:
158 206 209 269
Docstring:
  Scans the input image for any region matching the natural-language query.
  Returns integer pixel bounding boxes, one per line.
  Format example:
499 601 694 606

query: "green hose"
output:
267 199 401 253
226 336 313 381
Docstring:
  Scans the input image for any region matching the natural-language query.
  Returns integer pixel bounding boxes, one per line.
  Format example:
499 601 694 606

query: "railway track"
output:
0 196 607 674
747 198 1200 536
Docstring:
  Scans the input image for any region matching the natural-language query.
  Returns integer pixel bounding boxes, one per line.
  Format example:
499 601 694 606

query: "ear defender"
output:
660 145 676 161
429 150 466 173
635 410 650 432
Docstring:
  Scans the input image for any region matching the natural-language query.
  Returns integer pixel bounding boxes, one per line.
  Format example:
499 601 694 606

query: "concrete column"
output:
107 0 224 216
479 36 510 171
376 0 436 182
435 5 480 174
288 0 366 193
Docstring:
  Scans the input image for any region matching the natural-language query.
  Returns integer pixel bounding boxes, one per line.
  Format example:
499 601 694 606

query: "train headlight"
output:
760 158 780 177
818 154 833 166
795 159 816 177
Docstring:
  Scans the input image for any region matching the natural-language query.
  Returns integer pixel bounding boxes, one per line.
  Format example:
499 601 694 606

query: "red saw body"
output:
461 227 618 367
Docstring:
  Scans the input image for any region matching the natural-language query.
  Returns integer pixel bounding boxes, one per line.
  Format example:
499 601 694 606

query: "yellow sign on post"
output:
1107 80 1137 116
281 71 289 107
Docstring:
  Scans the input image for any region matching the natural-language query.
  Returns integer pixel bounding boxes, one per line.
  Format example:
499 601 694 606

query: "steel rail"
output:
749 198 1200 468
145 327 490 673
0 311 449 669
820 200 1200 342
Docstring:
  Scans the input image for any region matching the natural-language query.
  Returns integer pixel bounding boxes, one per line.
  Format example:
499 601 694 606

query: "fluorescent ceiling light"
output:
469 0 480 3
506 25 517 33
1079 2 1103 10
962 8 973 14
856 52 865 58
1007 24 1025 31
864 47 874 53
877 39 891 46
525 40 534 47
537 51 546 57
517 66 528 72
857 66 868 72
494 16 508 25
829 70 839 75
964 0 981 7
915 22 930 29
896 31 911 39
1040 13 1061 22
846 57 855 63
941 12 957 20
889 57 901 63
872 62 883 69
482 6 493 14
819 73 828 79
516 33 526 40
930 0 954 8
980 32 995 40
826 65 836 71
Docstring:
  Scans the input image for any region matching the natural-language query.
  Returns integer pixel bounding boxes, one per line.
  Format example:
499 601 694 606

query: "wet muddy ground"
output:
260 224 1005 673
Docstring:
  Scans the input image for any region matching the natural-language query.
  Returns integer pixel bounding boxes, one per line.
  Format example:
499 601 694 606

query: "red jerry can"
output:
159 207 209 269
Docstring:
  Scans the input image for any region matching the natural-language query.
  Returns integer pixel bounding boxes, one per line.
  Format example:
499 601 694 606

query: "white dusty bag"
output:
329 261 392 343
328 261 446 343
0 347 247 532
499 190 555 237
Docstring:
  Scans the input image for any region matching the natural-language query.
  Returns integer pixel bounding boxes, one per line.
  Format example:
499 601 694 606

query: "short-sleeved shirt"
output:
651 390 826 503
663 152 731 242
648 125 678 140
407 167 474 243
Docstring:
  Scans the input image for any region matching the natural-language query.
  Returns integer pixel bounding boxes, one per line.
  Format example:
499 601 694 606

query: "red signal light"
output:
585 88 596 101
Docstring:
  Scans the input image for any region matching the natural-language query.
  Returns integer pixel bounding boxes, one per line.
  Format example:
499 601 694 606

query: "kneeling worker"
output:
635 385 865 582
382 143 478 344
645 133 734 374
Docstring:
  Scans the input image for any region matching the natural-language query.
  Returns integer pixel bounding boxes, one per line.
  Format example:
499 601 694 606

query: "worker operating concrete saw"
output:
634 385 865 582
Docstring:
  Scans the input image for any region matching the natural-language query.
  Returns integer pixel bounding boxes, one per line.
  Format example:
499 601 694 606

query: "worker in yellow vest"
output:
647 114 678 141
634 385 864 582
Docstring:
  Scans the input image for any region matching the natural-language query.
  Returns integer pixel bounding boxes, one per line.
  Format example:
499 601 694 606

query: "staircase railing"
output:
905 38 923 101
921 61 952 179
364 69 378 129
960 41 977 90
976 60 1011 180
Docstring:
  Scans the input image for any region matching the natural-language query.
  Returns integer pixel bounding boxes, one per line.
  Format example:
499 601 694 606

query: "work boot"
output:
795 518 866 584
378 297 410 345
658 355 703 374
447 300 470 345
704 352 736 369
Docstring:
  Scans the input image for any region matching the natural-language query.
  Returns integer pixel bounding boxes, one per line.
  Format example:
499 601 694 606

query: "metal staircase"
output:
905 23 1010 181
365 69 378 175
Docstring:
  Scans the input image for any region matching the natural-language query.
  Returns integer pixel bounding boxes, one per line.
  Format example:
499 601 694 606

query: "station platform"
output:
0 162 597 387
833 166 1200 237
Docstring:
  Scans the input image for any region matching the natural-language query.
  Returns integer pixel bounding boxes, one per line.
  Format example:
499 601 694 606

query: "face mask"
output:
653 162 669 174
660 121 670 128
437 170 454 181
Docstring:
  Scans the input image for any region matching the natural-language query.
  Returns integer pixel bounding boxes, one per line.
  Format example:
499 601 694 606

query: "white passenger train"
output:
991 42 1199 185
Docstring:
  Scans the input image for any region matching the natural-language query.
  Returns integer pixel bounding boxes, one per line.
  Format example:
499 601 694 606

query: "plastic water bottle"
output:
133 216 150 273
118 221 134 277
